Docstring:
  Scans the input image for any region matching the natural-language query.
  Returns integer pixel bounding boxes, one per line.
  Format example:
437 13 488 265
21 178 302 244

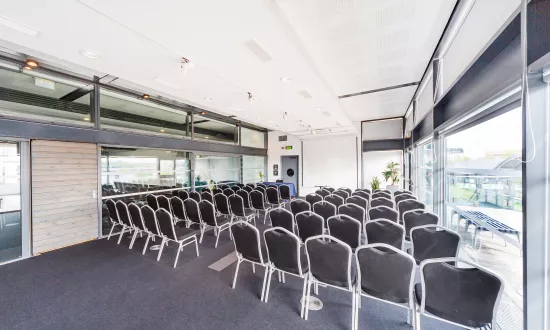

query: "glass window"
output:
0 142 21 263
100 89 190 138
417 142 434 211
363 150 403 190
241 127 265 148
0 61 92 126
193 115 238 144
242 156 266 184
444 108 523 326
194 154 240 189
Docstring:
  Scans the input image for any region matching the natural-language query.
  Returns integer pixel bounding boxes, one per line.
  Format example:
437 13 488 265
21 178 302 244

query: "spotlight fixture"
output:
23 65 33 71
142 94 150 99
83 117 90 121
308 125 312 134
248 92 256 104
160 129 165 132
80 50 100 59
283 112 288 120
299 121 305 127
25 59 39 68
137 96 143 100
181 57 194 74
201 111 206 115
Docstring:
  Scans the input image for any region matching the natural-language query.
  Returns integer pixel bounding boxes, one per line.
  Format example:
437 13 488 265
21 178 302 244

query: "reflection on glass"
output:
242 156 266 184
417 142 433 211
0 142 21 263
194 154 240 188
0 61 92 125
241 128 265 148
193 115 237 144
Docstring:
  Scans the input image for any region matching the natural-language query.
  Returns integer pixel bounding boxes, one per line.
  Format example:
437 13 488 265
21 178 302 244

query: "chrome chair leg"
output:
300 276 308 318
252 263 256 273
142 234 151 255
215 227 221 248
157 238 166 261
260 265 268 301
129 230 139 249
174 242 183 268
194 237 200 257
304 276 312 320
107 224 116 240
264 268 274 303
232 259 241 289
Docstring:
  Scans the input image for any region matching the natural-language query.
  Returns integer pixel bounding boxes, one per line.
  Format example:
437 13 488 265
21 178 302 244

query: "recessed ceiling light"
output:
83 117 90 121
23 66 32 71
80 50 100 59
280 76 292 83
283 112 288 120
204 97 212 102
0 16 40 37
205 136 209 139
160 129 165 132
316 107 322 111
201 111 206 115
142 94 150 99
26 59 38 68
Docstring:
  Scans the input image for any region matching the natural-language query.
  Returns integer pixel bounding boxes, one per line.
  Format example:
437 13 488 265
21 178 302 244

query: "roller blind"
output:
362 118 403 141
415 74 434 126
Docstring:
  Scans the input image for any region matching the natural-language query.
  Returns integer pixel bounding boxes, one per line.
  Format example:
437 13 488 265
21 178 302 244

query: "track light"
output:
26 59 39 68
142 94 150 99
248 92 256 104
181 57 194 75
299 120 305 127
283 112 288 120
308 125 312 134
312 129 316 135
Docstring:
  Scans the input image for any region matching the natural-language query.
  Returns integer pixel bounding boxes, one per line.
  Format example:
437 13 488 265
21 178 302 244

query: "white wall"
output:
363 150 403 190
267 130 303 190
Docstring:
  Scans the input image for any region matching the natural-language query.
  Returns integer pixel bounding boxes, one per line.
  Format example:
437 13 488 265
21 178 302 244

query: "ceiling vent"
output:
297 90 312 99
278 135 288 142
244 39 272 62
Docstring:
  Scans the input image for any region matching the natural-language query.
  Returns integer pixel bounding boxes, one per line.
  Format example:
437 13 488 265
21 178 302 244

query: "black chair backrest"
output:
295 211 324 242
105 199 119 222
395 194 416 205
172 190 180 198
269 208 294 233
201 187 211 193
356 244 415 304
279 185 291 199
323 186 335 193
213 188 223 195
201 192 214 204
372 192 392 200
141 205 160 236
353 190 371 201
243 186 253 193
214 193 231 216
312 201 336 225
231 221 264 263
364 220 405 250
368 205 399 222
156 208 177 240
264 228 303 275
371 197 394 209
246 183 256 188
346 196 368 212
236 183 245 188
255 186 267 199
189 191 201 202
290 199 311 217
325 194 344 209
229 195 246 216
305 193 323 205
327 215 361 249
411 226 460 263
236 190 251 208
183 198 202 224
116 201 133 227
394 190 412 197
170 197 186 221
128 203 146 231
315 189 330 198
257 184 267 189
398 199 425 222
420 259 503 328
146 194 159 210
222 188 234 197
357 188 371 195
339 188 353 196
339 204 364 224
305 235 352 289
199 200 218 227
157 195 172 213
403 210 439 239
178 190 189 201
267 184 278 190
220 184 230 190
231 186 241 192
333 190 349 200
249 190 266 210
266 187 280 204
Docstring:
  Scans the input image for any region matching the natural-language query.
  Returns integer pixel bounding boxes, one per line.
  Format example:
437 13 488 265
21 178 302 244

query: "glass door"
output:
0 142 23 263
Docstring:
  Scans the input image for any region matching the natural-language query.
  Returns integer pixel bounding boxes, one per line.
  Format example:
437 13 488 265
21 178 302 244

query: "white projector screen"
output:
303 135 357 189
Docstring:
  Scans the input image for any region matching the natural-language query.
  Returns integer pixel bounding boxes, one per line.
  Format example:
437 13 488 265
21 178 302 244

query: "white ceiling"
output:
0 0 455 138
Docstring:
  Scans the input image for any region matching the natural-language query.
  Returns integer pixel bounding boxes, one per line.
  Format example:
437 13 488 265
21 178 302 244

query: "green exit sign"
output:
282 146 293 150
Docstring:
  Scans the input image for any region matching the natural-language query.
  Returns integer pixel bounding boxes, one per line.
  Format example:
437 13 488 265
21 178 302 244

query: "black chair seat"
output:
235 209 255 217
362 286 409 304
315 266 356 289
175 227 198 240
216 217 231 226
245 248 268 264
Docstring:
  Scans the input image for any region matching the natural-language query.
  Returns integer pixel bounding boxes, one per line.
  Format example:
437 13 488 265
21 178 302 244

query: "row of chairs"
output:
230 221 503 330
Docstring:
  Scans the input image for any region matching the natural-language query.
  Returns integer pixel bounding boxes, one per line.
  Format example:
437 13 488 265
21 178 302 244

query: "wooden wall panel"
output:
31 140 98 254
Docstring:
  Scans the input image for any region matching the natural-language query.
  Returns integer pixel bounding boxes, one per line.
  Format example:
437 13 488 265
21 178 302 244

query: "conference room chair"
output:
236 190 252 211
214 193 232 219
115 200 135 245
315 189 331 199
128 203 149 250
255 186 268 203
199 200 231 248
223 188 235 197
249 190 272 224
333 190 350 200
380 189 392 195
172 190 180 198
295 211 324 243
394 190 413 197
246 183 256 188
231 186 241 193
257 183 267 190
140 205 163 255
183 198 202 229
178 190 189 201
201 187 212 193
312 201 336 227
338 187 353 196
230 221 269 300
352 190 371 202
242 186 253 193
155 208 199 268
372 191 392 200
397 200 426 224
229 194 256 226
146 194 159 211
220 184 231 190
189 191 202 203
290 199 311 218
262 227 308 317
157 195 172 214
414 258 504 329
364 219 405 250
355 244 416 329
105 199 122 240
410 225 461 265
325 194 344 209
201 192 214 204
339 204 365 225
305 193 323 205
322 186 335 193
303 235 356 326
370 197 395 209
395 193 417 205
327 215 362 251
279 184 292 202
266 187 284 209
345 196 368 215
170 196 188 226
403 210 439 240
268 208 294 233
212 188 223 195
356 188 371 195
236 183 245 188
368 205 399 222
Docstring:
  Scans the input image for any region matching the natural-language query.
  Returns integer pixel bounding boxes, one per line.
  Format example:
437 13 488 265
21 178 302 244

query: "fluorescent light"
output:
154 78 182 90
80 50 100 59
0 16 39 37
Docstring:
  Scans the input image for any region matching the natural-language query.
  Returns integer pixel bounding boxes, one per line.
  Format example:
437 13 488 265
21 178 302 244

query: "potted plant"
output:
382 161 400 192
370 176 381 191
259 171 264 183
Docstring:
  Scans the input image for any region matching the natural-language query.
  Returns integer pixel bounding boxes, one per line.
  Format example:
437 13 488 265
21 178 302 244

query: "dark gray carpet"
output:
0 224 460 330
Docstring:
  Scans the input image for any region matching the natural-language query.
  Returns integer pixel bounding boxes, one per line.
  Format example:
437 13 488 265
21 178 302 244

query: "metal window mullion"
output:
91 76 101 129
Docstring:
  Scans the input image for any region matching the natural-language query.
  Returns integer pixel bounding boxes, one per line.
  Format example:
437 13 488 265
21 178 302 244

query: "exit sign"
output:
281 146 293 150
